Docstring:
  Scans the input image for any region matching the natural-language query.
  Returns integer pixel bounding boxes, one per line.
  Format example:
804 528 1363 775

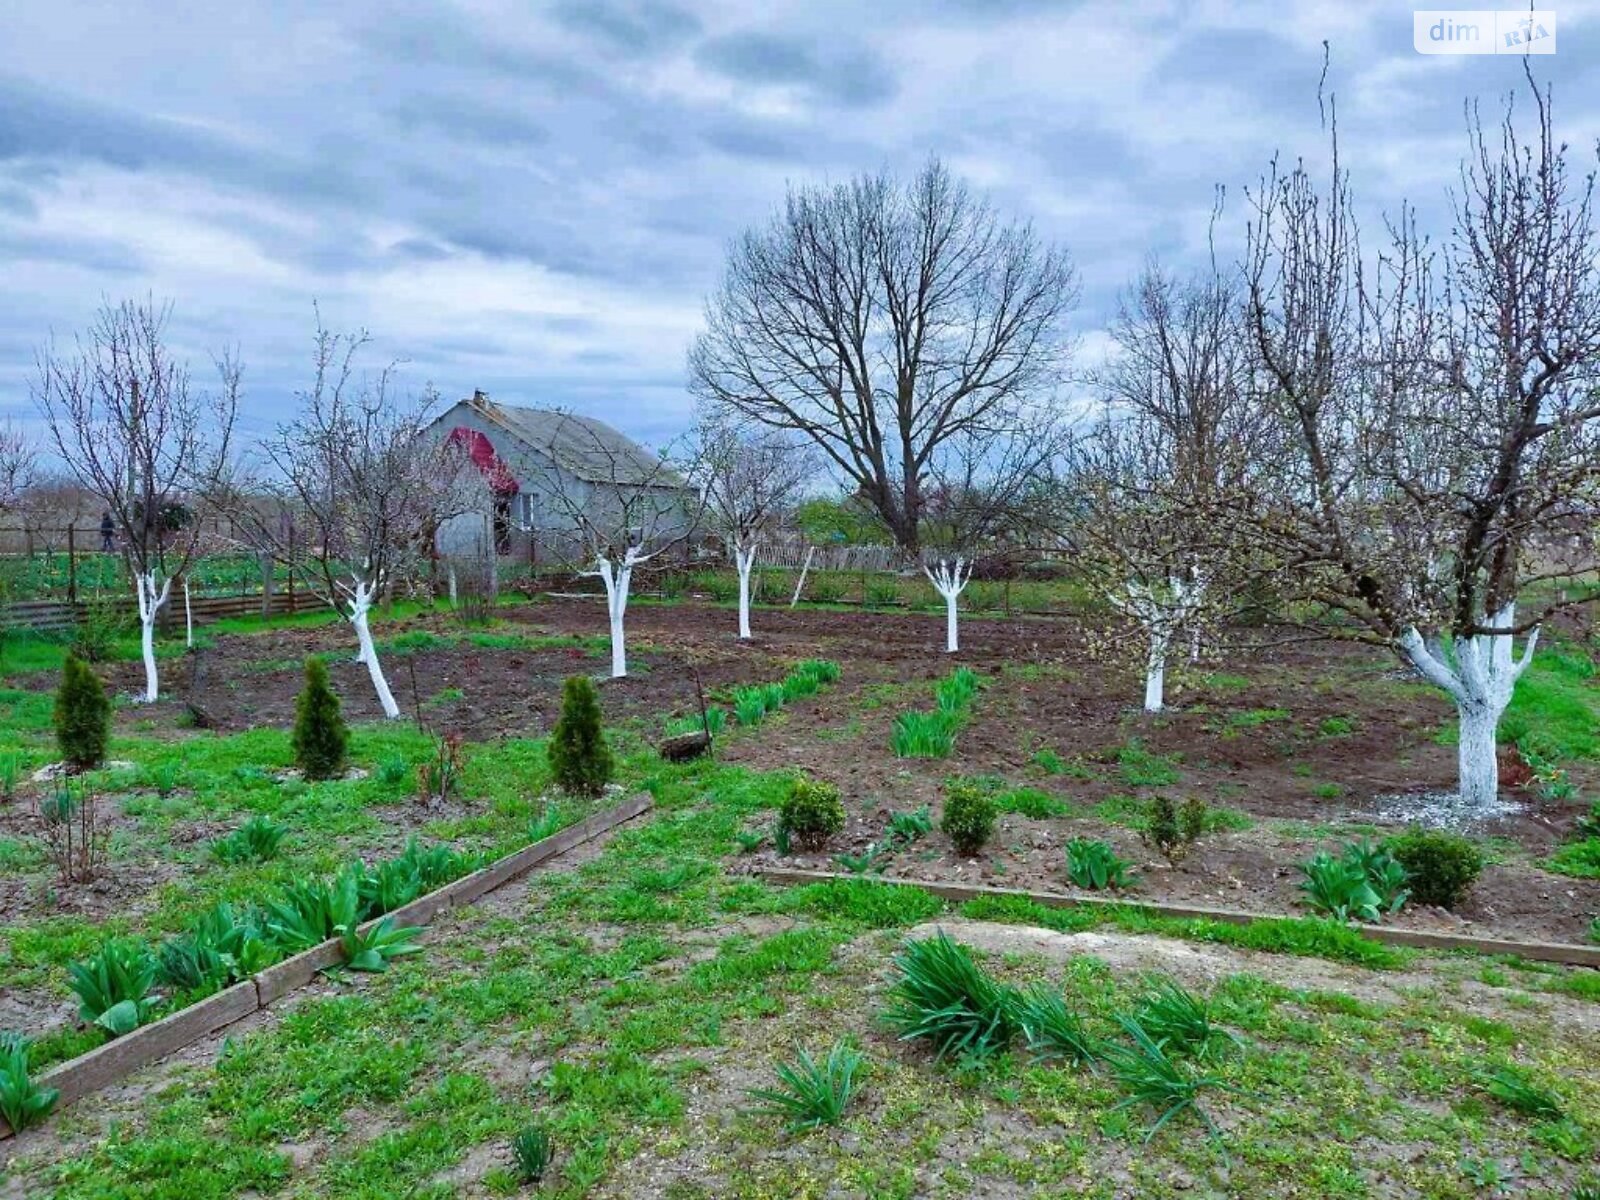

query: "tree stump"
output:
658 730 711 762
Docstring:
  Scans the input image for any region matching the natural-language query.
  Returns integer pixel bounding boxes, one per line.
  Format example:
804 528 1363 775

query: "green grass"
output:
9 611 1600 1197
1116 739 1182 788
10 740 1600 1198
1500 648 1599 761
1547 839 1600 879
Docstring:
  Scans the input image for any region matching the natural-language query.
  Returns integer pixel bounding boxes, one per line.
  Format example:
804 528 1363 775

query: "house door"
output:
493 497 511 557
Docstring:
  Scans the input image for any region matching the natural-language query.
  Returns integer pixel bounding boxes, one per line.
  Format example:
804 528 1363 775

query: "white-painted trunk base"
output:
592 550 642 679
924 557 972 655
1144 639 1167 714
1398 603 1538 814
133 572 171 703
735 547 755 640
350 583 400 719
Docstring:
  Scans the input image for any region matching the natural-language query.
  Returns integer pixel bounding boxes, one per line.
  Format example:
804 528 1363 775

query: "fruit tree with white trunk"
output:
1242 77 1600 814
33 298 239 703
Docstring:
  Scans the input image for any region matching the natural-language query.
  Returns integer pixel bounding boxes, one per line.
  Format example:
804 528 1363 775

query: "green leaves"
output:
777 775 845 851
747 1041 864 1132
882 931 1023 1062
1102 1014 1233 1146
0 1037 58 1133
1066 838 1133 890
338 917 423 973
67 940 160 1037
1298 838 1410 923
54 653 111 771
892 668 982 757
511 1124 554 1184
211 815 287 864
291 656 349 780
1133 977 1241 1062
1016 986 1098 1067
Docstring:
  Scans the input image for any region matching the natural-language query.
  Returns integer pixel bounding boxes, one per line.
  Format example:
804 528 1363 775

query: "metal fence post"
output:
66 525 77 604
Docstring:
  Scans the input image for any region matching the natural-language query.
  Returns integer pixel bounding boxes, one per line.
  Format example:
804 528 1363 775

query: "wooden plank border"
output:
0 792 654 1140
756 868 1600 970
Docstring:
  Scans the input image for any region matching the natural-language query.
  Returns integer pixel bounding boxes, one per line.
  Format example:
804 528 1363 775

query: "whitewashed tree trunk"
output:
349 579 401 719
923 558 973 654
183 578 193 648
591 547 643 678
447 564 458 606
1397 603 1538 812
1109 572 1208 715
734 543 757 639
133 571 171 702
1144 631 1169 713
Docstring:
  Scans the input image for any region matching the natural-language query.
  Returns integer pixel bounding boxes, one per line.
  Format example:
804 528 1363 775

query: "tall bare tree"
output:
690 159 1078 554
33 299 239 701
523 414 700 678
692 416 814 640
1244 77 1600 811
241 324 466 719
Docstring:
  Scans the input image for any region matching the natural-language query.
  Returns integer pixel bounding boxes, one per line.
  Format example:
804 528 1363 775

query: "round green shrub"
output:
291 657 349 781
1389 828 1484 909
941 780 997 858
548 675 614 797
55 654 111 771
779 775 845 850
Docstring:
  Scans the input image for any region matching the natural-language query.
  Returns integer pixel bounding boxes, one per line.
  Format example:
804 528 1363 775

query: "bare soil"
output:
13 598 1600 952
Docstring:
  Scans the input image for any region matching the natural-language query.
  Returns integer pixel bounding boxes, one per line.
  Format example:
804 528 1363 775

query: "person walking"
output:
99 510 114 552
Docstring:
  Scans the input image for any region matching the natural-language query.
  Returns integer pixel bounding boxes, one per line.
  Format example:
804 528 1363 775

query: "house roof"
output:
450 394 686 489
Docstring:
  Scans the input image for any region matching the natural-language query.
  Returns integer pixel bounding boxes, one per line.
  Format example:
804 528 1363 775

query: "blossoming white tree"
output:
33 299 239 702
693 418 813 640
1063 265 1260 712
1243 78 1600 812
245 324 467 719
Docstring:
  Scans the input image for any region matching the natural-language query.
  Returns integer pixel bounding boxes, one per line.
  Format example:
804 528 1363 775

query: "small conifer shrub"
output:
942 779 997 857
55 654 111 771
548 675 614 796
291 658 349 781
1389 828 1483 909
779 775 846 850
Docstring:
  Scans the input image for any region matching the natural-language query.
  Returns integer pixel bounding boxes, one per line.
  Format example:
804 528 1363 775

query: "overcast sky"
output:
3 0 1598 454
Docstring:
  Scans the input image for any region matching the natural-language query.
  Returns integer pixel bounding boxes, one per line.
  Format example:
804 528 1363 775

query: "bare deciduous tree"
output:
1244 78 1600 811
242 323 467 719
917 415 1059 653
690 159 1078 554
33 299 239 701
0 419 37 514
692 416 814 640
524 414 701 678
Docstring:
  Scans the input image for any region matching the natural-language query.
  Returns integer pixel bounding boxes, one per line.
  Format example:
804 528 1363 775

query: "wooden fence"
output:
1 590 310 636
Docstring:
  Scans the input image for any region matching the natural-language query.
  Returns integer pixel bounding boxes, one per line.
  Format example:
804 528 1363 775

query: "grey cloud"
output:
0 228 142 273
548 0 701 55
695 31 896 109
